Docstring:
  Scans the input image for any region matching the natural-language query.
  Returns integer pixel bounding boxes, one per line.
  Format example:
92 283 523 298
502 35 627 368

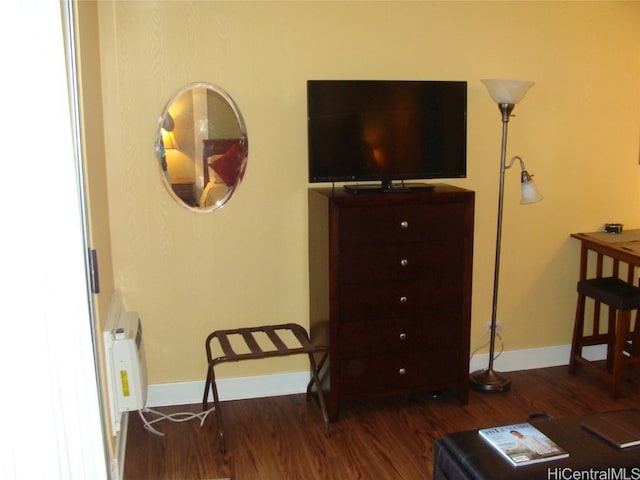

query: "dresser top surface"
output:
309 183 474 206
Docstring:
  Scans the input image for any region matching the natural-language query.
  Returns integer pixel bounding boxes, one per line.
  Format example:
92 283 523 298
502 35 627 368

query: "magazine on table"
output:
581 410 640 449
478 422 569 467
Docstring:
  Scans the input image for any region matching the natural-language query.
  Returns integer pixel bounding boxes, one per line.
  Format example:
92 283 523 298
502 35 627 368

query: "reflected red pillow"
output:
209 144 242 186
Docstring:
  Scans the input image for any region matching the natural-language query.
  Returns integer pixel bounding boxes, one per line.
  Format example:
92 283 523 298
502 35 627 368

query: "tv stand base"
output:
343 183 436 194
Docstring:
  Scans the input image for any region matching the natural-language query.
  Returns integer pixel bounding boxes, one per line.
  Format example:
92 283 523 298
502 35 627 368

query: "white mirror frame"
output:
155 82 248 212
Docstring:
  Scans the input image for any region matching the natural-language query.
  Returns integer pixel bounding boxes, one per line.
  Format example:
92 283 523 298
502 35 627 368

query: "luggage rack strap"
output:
205 323 325 364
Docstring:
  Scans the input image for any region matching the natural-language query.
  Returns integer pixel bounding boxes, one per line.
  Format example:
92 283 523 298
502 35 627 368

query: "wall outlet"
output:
485 321 503 334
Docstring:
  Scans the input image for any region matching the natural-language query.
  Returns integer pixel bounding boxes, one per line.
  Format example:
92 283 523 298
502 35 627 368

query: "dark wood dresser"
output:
308 184 474 421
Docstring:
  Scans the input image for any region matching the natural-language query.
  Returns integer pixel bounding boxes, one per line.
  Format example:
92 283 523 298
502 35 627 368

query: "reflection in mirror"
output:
155 82 248 211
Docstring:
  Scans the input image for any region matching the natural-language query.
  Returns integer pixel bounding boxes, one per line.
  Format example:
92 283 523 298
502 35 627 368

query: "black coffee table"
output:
434 410 640 479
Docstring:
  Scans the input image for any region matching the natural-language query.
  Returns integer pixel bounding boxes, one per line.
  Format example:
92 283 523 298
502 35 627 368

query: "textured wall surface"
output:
94 1 640 384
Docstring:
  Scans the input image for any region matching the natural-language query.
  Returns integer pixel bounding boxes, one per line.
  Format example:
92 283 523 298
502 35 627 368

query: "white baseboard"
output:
146 343 607 408
469 343 606 373
146 371 313 407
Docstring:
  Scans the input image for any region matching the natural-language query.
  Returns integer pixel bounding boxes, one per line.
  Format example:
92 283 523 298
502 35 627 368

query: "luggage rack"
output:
202 323 329 452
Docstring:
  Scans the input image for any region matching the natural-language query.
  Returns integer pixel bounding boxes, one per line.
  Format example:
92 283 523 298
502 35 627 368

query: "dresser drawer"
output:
340 349 460 396
339 315 461 358
339 280 463 322
339 241 464 284
339 203 466 246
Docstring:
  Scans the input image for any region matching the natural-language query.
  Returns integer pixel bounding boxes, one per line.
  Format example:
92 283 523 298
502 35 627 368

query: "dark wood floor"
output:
124 365 639 479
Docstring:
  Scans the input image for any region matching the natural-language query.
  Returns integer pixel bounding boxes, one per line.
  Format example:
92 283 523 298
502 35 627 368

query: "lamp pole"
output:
469 102 514 393
470 79 538 393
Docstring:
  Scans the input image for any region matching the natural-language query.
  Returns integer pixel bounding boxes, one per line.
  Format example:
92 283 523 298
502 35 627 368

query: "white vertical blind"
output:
0 1 107 479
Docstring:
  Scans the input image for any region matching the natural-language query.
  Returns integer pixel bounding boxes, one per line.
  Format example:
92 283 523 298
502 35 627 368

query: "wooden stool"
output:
202 323 330 453
569 276 640 397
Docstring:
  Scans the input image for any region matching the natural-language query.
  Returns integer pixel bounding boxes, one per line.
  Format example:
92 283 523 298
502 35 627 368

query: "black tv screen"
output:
307 80 467 191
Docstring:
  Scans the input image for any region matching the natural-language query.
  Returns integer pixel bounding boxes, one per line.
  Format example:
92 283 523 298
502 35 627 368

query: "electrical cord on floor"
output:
138 406 216 436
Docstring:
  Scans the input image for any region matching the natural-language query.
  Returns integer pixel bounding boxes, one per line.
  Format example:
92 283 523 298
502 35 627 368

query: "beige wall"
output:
94 1 640 385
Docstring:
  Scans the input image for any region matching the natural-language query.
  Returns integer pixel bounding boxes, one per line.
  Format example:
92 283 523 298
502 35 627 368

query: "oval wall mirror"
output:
155 82 248 211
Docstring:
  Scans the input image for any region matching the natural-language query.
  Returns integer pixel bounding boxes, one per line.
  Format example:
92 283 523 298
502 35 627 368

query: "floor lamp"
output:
469 79 543 393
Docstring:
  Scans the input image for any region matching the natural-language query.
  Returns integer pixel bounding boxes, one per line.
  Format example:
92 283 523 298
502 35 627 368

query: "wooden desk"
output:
571 229 640 282
570 230 640 396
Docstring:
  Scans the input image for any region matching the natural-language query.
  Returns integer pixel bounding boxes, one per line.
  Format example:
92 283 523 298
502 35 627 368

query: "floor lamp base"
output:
469 368 511 393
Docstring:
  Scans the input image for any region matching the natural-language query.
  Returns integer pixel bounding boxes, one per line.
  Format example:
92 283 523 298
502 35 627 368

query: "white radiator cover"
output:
103 293 148 434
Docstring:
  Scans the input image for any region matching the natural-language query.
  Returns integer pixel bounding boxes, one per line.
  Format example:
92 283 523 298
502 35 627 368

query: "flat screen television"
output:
307 80 467 193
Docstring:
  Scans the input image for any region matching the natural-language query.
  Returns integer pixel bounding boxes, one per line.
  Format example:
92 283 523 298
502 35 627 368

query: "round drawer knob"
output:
399 368 407 375
400 258 408 267
399 332 407 341
400 220 409 229
400 296 408 304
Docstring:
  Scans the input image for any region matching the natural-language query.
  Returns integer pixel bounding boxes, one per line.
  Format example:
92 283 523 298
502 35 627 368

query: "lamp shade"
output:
520 177 543 204
482 79 535 105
